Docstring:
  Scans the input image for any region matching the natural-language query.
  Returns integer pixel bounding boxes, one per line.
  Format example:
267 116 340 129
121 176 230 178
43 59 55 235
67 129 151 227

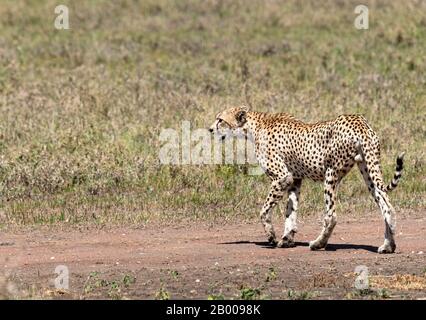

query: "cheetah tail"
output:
386 152 405 192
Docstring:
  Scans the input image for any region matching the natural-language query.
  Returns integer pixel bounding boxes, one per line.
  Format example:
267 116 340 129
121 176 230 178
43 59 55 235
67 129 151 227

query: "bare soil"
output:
1 215 426 300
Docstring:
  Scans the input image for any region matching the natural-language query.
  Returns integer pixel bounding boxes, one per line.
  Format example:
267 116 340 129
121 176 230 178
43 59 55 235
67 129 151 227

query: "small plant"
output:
84 271 103 294
108 281 121 299
287 289 316 300
95 278 109 288
347 288 384 299
376 288 390 299
265 267 277 283
240 286 261 300
155 285 170 300
122 274 136 287
169 270 179 280
83 272 135 299
208 293 225 300
84 284 93 294
357 288 374 296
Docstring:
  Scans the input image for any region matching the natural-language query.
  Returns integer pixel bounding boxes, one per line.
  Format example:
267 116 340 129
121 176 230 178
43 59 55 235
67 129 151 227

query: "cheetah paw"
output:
378 243 396 254
309 240 326 251
277 237 295 248
268 236 278 246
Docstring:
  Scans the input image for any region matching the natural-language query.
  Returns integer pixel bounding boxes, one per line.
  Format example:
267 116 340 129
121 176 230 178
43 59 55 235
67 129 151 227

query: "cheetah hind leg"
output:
309 169 339 250
357 161 396 253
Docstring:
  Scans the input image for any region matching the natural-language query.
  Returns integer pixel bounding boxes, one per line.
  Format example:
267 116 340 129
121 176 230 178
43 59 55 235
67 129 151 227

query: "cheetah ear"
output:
236 110 247 125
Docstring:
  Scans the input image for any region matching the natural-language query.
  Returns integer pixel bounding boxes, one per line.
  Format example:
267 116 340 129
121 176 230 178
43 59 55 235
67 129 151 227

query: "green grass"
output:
0 0 425 227
82 271 136 299
239 286 263 300
155 284 170 300
287 289 318 300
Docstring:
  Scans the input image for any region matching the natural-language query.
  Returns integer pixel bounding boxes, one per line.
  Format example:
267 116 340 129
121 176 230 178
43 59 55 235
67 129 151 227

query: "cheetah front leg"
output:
260 175 294 246
277 179 302 248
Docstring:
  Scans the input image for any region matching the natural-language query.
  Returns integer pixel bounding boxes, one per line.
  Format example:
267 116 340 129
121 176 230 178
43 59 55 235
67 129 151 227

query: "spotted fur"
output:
210 106 405 253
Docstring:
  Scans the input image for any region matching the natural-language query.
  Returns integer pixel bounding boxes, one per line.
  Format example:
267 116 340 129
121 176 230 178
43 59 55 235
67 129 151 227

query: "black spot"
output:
396 161 403 171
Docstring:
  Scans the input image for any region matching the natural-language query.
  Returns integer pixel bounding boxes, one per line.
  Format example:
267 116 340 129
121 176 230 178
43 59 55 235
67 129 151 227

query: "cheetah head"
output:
209 106 249 140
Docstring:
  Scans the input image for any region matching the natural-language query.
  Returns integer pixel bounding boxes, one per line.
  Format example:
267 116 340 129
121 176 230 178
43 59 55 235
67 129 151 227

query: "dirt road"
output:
1 215 425 299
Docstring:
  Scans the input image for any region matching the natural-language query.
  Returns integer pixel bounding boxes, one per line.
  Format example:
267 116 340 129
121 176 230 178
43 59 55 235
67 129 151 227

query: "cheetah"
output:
209 106 405 253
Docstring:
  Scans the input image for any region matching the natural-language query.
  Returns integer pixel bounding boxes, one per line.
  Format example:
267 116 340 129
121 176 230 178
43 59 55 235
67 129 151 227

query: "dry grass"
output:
370 274 426 291
0 0 425 227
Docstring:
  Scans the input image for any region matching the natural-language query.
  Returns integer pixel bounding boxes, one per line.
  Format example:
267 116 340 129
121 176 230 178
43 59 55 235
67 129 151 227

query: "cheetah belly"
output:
288 158 326 181
280 144 326 181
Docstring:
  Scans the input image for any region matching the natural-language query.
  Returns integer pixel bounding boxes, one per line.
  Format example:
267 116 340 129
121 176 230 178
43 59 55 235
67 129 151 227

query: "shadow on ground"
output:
220 240 378 252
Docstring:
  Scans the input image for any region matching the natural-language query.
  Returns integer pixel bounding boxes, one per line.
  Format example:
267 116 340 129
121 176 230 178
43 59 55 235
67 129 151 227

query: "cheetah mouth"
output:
213 129 231 141
208 128 228 141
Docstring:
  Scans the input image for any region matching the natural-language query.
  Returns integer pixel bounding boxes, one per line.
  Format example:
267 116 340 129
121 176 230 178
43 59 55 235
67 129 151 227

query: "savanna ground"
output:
0 0 425 299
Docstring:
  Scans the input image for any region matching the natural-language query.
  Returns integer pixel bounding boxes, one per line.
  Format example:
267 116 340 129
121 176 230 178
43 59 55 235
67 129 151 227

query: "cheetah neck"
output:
245 111 295 138
245 112 263 135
